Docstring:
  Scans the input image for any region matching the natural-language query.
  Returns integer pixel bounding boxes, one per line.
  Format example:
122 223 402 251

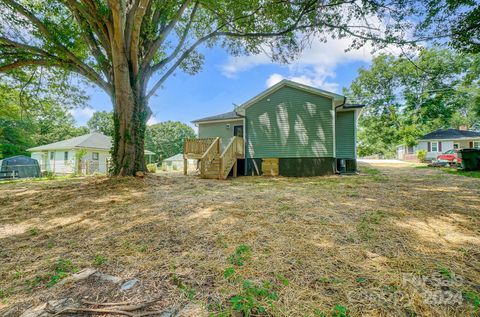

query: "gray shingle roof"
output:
421 129 480 140
28 133 156 155
27 133 111 151
191 111 242 124
163 153 184 161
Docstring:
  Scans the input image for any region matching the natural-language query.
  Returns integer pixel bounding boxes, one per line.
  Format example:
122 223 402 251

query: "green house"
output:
184 80 363 178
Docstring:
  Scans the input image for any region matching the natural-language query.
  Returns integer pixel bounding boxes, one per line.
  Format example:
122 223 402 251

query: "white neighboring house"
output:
28 133 155 174
397 128 480 161
162 153 196 171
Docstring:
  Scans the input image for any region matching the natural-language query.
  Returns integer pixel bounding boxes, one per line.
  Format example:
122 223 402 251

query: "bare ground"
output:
0 162 479 316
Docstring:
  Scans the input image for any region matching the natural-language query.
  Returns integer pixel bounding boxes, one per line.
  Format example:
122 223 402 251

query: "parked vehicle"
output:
436 149 461 165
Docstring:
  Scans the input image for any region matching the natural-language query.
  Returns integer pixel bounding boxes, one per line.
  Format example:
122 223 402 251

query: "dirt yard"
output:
0 162 479 317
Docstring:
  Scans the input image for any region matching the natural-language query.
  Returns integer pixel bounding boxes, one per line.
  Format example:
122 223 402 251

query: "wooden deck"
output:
183 137 244 179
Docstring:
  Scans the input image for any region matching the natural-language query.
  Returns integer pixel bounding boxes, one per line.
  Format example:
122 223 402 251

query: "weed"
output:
137 245 148 252
29 227 40 236
171 273 196 300
331 304 349 317
47 258 77 287
464 291 480 311
228 244 251 266
438 267 452 280
275 273 289 286
228 279 279 316
93 254 108 266
0 288 6 299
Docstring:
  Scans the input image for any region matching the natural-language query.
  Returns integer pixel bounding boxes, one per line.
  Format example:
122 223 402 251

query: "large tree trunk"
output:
109 39 149 176
111 90 149 176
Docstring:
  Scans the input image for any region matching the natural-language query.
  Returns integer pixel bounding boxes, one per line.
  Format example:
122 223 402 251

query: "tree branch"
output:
3 0 111 93
141 0 192 69
148 1 199 74
129 0 150 77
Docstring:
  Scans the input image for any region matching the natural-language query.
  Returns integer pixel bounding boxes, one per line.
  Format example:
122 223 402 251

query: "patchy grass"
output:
0 163 479 316
416 165 480 179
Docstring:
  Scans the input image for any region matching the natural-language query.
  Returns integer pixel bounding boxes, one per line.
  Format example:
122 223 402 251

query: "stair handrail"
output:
200 137 220 177
219 136 241 179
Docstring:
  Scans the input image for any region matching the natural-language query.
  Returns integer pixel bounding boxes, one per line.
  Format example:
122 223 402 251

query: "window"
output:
431 142 438 152
92 152 99 160
453 143 459 150
50 152 54 160
407 146 414 154
474 141 480 149
64 151 69 161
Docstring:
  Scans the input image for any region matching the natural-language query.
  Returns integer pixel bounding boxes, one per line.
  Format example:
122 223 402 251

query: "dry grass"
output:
0 162 479 316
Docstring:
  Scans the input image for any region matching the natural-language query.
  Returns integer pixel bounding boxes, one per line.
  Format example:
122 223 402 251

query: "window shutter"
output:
470 141 474 148
428 142 431 152
439 142 442 152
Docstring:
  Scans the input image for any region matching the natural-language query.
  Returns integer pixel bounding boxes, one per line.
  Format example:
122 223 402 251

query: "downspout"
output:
334 97 347 174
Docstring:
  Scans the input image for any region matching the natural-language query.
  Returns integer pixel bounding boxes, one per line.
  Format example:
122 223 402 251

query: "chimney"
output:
459 125 468 131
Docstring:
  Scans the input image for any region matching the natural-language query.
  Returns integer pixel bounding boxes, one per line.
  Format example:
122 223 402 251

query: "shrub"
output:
42 171 55 180
417 149 427 162
146 163 157 173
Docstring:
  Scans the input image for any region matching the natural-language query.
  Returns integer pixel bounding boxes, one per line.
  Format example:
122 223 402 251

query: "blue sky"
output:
71 36 378 128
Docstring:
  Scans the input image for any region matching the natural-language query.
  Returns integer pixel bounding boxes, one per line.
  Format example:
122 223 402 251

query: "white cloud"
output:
147 116 159 126
221 33 403 92
69 107 95 123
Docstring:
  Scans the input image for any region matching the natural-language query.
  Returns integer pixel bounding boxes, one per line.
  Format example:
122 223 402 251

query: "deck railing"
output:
219 137 243 179
200 137 220 177
184 138 216 156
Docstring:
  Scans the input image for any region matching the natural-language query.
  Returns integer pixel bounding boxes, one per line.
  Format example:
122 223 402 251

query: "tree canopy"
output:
345 48 480 158
87 111 114 137
145 121 196 163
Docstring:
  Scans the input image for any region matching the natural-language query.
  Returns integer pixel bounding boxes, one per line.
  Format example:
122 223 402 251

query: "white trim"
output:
419 137 480 142
332 100 336 159
235 79 344 114
195 118 244 125
431 141 439 152
474 141 480 149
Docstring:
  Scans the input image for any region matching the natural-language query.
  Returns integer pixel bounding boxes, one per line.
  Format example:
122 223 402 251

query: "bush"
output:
147 163 157 173
417 149 427 162
42 171 55 180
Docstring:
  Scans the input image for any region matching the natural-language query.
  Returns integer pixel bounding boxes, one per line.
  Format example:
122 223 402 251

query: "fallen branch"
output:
81 297 162 311
54 307 165 316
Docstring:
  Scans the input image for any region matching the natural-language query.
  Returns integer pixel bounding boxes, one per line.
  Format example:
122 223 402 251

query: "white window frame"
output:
474 141 480 149
431 141 438 152
92 152 99 160
64 151 69 161
50 152 54 160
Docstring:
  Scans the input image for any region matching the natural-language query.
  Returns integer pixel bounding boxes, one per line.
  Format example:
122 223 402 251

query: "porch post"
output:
183 157 188 175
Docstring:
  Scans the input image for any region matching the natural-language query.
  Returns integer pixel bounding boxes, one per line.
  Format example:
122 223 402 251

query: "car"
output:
436 149 461 165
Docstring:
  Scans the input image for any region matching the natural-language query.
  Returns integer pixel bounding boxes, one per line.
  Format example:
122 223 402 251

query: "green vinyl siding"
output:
335 111 356 159
245 86 334 158
198 119 243 150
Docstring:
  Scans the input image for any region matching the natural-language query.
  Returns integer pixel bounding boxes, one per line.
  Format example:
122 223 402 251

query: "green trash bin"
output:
458 148 480 171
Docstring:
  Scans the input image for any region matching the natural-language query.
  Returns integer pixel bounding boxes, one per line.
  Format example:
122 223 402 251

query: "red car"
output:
437 149 461 165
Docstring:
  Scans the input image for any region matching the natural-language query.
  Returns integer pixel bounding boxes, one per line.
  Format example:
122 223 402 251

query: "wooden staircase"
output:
184 137 244 179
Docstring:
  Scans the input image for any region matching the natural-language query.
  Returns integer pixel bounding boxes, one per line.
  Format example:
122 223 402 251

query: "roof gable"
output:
236 79 345 114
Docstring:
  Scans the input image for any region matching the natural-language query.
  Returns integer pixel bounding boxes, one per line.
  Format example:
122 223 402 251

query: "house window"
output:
407 146 414 154
431 142 438 152
92 152 99 160
474 141 480 149
64 151 69 161
50 152 54 160
453 143 459 150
